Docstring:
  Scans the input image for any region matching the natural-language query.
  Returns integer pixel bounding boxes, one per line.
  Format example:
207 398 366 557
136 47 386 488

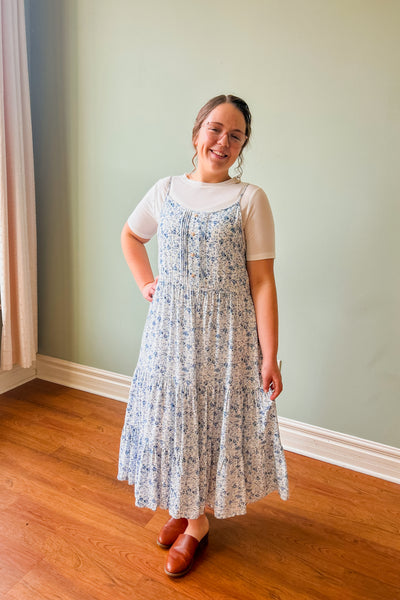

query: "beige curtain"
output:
0 0 37 370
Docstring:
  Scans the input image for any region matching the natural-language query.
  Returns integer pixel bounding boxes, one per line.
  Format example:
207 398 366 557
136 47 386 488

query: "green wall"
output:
27 0 400 447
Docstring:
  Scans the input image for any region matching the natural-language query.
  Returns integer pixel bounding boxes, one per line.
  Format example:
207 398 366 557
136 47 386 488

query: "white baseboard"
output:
36 354 131 402
0 363 36 394
2 354 395 486
278 417 400 485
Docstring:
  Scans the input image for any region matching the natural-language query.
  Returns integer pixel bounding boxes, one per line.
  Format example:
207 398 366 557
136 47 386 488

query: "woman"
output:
118 94 288 577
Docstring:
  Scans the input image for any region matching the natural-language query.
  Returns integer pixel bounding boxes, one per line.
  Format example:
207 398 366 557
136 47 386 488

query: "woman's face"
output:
193 103 247 181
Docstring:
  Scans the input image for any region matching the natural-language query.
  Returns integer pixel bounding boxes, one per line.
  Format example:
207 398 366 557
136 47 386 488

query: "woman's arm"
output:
121 222 157 302
247 258 282 400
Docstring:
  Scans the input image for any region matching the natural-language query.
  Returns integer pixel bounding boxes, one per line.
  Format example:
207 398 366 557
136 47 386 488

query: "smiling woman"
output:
118 94 288 578
191 94 251 180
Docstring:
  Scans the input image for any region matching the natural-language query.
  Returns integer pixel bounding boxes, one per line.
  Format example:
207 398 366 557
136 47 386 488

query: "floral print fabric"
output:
118 180 288 519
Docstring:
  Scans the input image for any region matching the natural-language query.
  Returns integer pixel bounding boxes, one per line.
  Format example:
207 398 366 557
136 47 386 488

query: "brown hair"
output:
191 94 252 178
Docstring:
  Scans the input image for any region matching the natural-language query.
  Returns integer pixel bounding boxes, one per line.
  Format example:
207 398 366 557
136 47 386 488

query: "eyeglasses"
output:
202 121 247 147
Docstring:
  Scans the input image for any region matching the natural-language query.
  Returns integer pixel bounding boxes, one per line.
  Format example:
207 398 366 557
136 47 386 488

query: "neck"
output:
188 167 231 184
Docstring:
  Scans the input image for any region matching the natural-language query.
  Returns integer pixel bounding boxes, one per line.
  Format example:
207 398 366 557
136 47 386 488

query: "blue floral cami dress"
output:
118 178 288 519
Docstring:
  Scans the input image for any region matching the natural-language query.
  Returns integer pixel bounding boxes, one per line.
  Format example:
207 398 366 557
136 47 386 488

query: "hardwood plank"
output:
0 403 120 467
133 575 196 600
0 446 153 534
0 537 40 597
5 560 99 600
283 455 400 549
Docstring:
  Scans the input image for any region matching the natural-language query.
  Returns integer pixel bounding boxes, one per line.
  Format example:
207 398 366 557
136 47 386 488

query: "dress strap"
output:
166 176 173 197
238 183 249 202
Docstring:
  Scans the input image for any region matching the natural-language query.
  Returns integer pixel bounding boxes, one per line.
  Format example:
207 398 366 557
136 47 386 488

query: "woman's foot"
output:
157 517 188 549
184 514 209 541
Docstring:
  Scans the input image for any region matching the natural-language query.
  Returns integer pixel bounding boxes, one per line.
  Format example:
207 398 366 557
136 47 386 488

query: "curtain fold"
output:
0 0 37 370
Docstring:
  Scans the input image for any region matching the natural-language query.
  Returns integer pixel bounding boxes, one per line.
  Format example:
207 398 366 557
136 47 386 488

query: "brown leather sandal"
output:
157 517 188 549
164 532 209 577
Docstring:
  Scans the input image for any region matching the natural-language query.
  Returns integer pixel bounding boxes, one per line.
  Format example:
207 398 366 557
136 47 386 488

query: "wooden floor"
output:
0 380 399 600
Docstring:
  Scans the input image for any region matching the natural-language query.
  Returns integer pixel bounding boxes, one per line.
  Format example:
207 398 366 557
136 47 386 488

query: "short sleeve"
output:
127 177 169 240
242 187 275 260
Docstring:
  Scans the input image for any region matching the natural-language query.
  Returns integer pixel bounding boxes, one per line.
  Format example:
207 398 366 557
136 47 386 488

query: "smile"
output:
210 149 228 158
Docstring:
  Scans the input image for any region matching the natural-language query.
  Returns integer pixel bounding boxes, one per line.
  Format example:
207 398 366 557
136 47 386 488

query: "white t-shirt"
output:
127 174 275 260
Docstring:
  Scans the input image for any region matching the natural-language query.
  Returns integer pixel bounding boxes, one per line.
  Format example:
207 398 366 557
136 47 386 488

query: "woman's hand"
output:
261 358 282 401
142 277 158 302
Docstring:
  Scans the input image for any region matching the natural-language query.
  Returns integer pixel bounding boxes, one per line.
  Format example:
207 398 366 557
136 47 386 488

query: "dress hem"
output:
117 475 289 520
